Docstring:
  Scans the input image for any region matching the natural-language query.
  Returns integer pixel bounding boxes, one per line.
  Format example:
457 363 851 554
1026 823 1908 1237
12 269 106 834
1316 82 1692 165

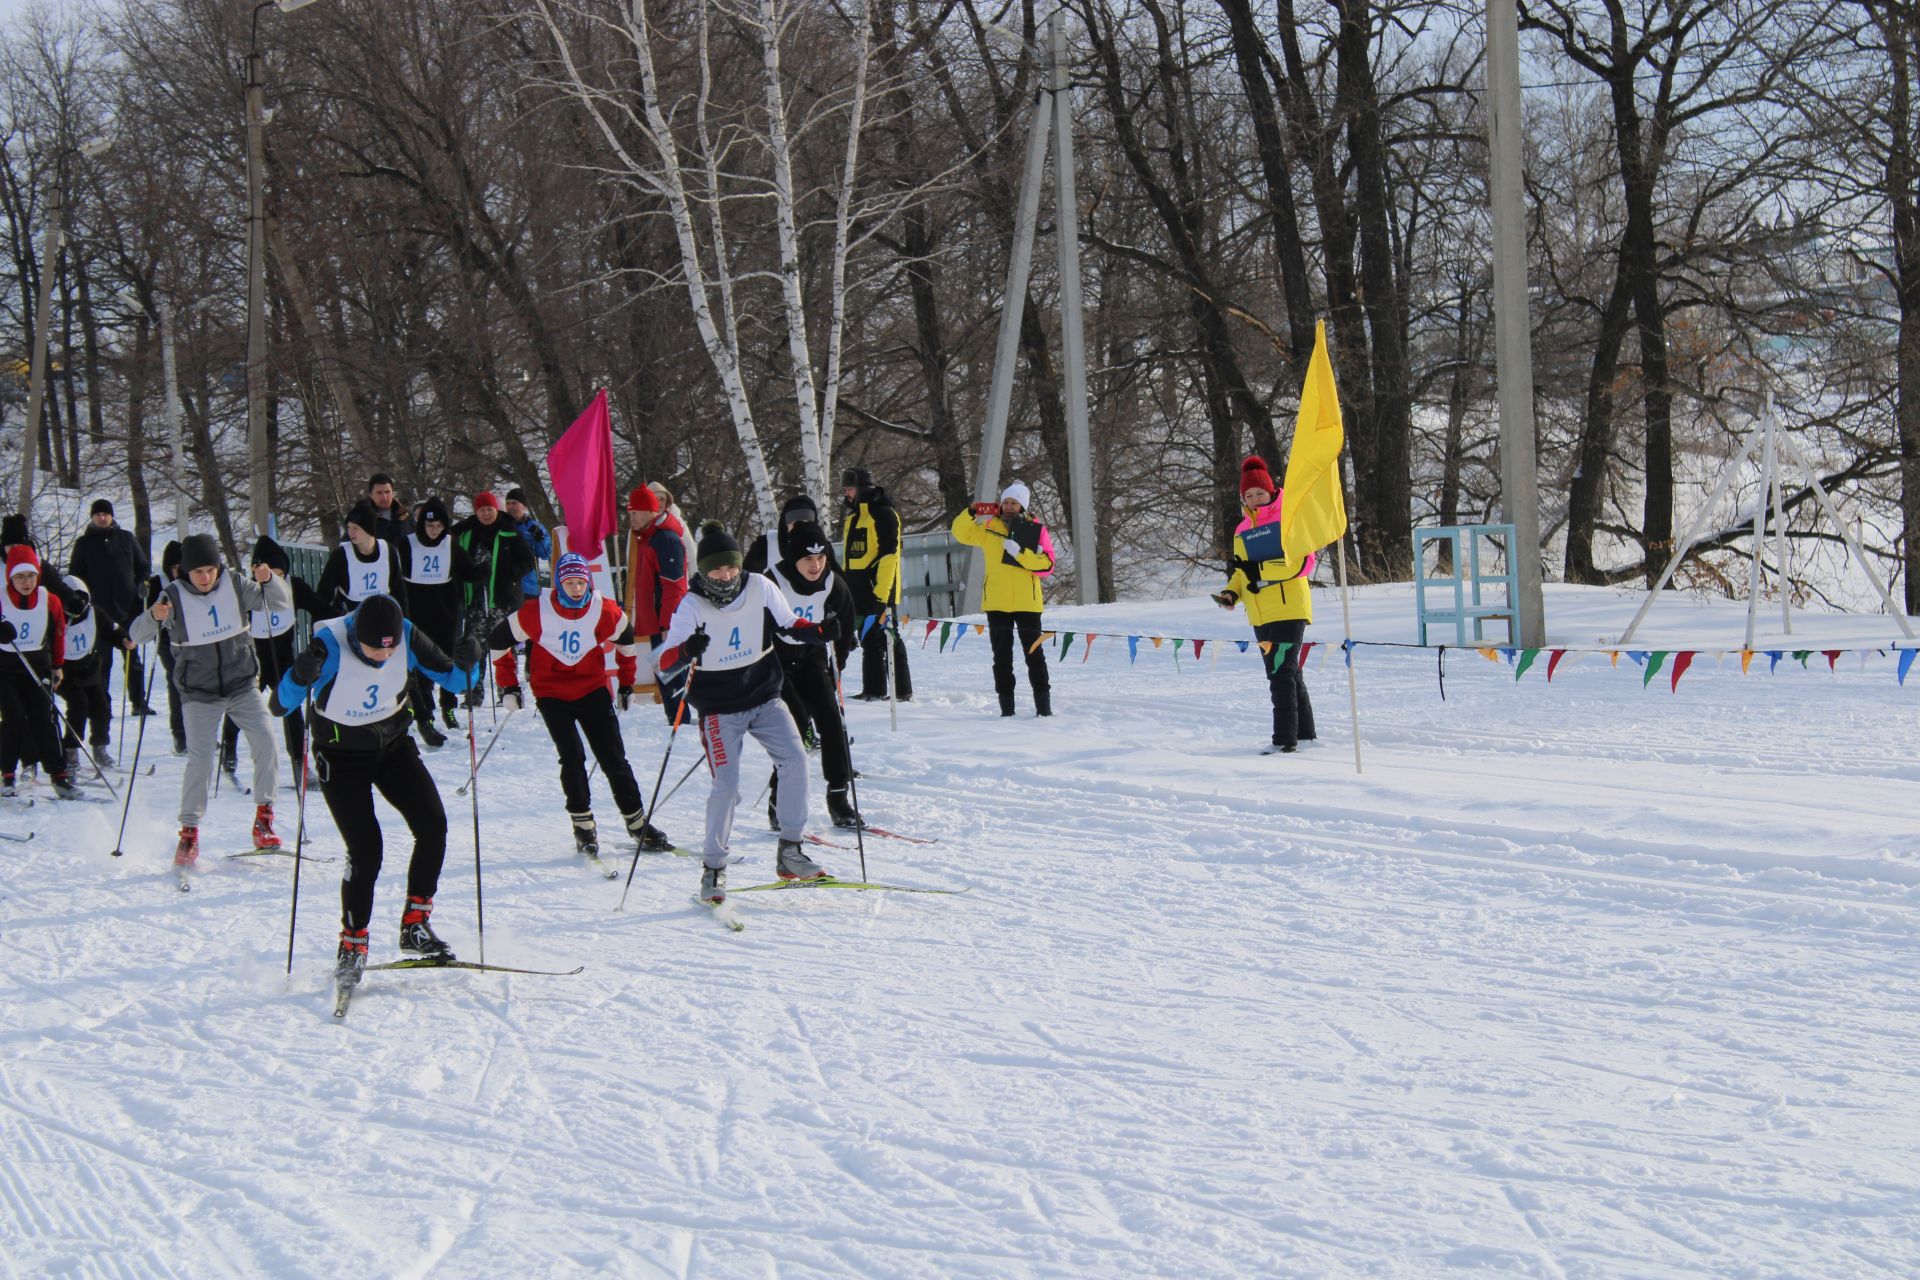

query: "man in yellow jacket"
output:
840 467 912 701
952 481 1055 717
1216 455 1317 753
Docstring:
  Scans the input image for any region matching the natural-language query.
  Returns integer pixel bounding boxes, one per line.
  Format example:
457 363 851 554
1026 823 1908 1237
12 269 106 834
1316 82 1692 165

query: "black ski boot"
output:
571 811 599 857
398 895 454 961
441 705 459 731
418 715 447 750
776 838 827 881
700 863 727 903
827 784 863 830
624 810 672 852
50 773 84 801
336 927 369 988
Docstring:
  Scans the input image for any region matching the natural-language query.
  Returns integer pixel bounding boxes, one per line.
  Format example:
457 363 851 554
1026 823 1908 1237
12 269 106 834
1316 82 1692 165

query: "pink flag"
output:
546 388 618 556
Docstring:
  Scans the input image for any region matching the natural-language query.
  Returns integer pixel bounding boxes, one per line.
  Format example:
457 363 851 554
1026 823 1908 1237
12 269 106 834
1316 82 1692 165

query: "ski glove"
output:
452 635 485 669
0 621 14 644
782 619 828 646
617 685 633 711
1002 538 1024 559
291 645 327 685
1212 590 1237 609
499 687 525 713
681 628 711 660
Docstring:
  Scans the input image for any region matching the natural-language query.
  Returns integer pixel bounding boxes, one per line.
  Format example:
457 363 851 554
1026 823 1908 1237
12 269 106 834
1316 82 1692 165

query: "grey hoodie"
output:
129 568 292 700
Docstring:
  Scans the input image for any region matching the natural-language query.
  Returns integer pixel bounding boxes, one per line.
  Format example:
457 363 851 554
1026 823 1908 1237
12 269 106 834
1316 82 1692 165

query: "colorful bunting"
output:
1193 639 1207 660
1900 649 1917 686
1127 635 1140 664
1082 634 1096 662
937 621 951 652
1514 648 1541 681
1301 642 1315 667
1823 649 1842 671
1546 649 1569 681
1057 631 1075 657
1236 640 1249 653
1269 642 1293 674
1670 651 1696 691
1642 651 1668 687
922 619 937 648
1478 647 1499 663
1739 649 1754 674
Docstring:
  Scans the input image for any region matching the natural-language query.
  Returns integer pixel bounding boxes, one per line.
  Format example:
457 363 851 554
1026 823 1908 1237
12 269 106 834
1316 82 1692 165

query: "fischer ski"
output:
333 985 354 1018
735 876 967 895
365 958 586 976
583 853 619 880
699 897 746 932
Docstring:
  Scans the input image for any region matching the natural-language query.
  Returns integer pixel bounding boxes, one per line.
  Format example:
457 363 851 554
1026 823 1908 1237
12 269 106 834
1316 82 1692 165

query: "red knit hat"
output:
5 545 40 581
473 491 502 511
1239 455 1276 499
628 484 661 513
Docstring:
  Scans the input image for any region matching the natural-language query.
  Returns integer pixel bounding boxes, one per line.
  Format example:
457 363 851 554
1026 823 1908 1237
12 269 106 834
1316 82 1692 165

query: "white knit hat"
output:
999 481 1031 510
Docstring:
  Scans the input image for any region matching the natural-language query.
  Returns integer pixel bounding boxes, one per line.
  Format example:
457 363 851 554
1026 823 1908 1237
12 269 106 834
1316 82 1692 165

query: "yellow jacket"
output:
841 494 902 609
951 510 1054 613
1223 496 1314 626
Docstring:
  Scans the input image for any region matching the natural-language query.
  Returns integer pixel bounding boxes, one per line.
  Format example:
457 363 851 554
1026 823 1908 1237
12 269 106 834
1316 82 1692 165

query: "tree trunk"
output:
1889 9 1920 614
125 316 154 549
1564 271 1634 581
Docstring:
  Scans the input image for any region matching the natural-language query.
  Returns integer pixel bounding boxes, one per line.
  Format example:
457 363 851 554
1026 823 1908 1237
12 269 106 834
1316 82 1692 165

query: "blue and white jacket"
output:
274 614 477 756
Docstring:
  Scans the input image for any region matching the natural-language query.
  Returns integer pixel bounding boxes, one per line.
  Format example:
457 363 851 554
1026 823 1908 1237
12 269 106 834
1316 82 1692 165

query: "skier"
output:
763 519 862 829
1215 455 1318 754
657 521 834 904
317 498 409 619
743 493 827 576
219 536 308 782
840 467 911 701
403 496 475 742
0 547 81 799
55 573 114 771
127 534 292 865
153 540 188 754
623 483 691 722
487 551 672 862
272 593 486 987
949 480 1056 717
452 491 535 702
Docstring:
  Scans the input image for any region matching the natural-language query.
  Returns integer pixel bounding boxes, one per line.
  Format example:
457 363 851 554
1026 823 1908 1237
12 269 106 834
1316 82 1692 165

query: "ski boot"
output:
625 811 672 852
335 927 369 988
441 706 459 731
571 811 600 857
776 839 827 882
94 744 113 770
173 826 200 868
801 722 819 752
417 711 447 750
399 895 454 961
1 775 16 798
699 863 727 904
64 746 81 775
827 784 864 830
49 773 84 801
251 804 283 851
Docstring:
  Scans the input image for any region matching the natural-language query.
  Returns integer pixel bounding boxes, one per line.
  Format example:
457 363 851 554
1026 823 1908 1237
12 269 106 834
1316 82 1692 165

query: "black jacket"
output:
766 559 856 670
452 515 535 616
66 525 151 624
316 539 410 619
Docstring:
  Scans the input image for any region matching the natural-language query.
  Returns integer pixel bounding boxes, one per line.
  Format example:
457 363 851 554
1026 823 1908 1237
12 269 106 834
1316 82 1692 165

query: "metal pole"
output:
1050 11 1098 607
162 303 187 546
245 32 271 540
1486 0 1544 646
16 179 65 514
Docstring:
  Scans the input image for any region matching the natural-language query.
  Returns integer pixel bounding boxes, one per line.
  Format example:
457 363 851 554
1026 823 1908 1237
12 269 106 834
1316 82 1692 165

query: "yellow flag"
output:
1280 321 1348 556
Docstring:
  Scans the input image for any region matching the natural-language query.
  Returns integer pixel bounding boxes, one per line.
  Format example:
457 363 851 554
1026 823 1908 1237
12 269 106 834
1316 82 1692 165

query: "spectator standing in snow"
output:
1215 455 1317 754
623 483 691 722
504 487 551 601
66 499 155 717
839 467 911 702
950 481 1055 717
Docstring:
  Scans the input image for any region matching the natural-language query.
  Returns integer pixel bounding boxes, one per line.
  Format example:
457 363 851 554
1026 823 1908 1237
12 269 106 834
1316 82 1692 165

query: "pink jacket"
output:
1235 492 1317 579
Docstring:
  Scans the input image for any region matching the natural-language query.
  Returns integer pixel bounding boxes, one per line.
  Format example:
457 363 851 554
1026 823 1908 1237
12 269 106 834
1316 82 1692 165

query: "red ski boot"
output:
173 825 200 868
251 804 282 851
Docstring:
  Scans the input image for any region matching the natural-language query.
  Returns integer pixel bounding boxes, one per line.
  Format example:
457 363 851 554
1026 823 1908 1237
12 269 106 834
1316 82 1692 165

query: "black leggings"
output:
536 686 644 817
776 650 852 786
0 667 64 777
987 610 1051 714
60 676 111 748
320 734 448 932
857 614 911 699
1252 619 1316 748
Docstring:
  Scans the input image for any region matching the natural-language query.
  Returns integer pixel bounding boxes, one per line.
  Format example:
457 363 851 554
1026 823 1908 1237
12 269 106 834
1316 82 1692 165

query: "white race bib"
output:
2 591 49 652
769 567 832 643
343 540 391 602
175 577 246 646
64 607 98 660
536 591 601 667
699 578 773 671
314 616 411 724
250 594 294 638
406 534 452 585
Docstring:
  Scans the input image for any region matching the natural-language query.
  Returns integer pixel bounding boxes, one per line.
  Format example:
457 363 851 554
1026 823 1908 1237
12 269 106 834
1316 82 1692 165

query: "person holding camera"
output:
951 481 1055 717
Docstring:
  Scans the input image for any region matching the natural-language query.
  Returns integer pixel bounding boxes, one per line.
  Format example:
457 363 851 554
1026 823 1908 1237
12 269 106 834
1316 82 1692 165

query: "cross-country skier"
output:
487 551 672 863
763 519 861 830
402 496 474 745
0 547 80 799
272 594 485 989
219 536 308 782
657 522 834 904
55 573 114 772
127 534 293 866
317 498 409 619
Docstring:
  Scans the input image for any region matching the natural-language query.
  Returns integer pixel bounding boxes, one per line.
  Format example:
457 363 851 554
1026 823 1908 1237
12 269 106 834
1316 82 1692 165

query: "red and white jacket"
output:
489 589 638 702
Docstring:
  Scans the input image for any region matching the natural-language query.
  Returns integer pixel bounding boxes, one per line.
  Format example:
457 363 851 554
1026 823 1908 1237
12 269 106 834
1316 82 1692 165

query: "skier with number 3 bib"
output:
487 551 671 865
273 594 486 993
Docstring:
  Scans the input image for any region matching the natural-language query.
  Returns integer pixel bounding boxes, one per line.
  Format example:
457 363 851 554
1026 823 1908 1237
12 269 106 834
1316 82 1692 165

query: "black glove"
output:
453 635 485 669
1213 590 1237 609
682 628 710 660
784 619 828 646
0 620 15 644
291 646 326 685
618 685 633 711
469 546 491 570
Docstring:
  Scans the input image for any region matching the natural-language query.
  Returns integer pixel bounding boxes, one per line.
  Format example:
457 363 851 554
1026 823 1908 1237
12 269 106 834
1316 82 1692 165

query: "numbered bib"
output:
313 616 411 725
700 578 773 671
406 534 452 585
64 607 98 661
175 577 246 647
769 567 833 644
342 539 392 602
536 591 601 667
2 591 49 652
250 597 294 639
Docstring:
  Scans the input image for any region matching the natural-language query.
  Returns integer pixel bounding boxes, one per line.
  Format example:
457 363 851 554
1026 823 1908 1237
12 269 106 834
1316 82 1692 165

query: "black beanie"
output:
505 486 529 505
181 533 222 573
696 520 743 574
344 498 380 534
779 493 819 527
779 519 832 564
252 534 290 575
841 467 872 492
162 541 182 575
91 498 114 517
1 514 31 549
354 594 404 649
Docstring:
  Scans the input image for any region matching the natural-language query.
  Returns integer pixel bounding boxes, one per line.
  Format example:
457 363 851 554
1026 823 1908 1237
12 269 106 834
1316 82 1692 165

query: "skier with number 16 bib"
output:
273 594 486 992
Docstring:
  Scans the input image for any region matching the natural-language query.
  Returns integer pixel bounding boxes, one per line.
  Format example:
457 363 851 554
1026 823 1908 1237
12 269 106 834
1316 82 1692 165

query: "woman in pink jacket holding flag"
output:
1216 455 1317 754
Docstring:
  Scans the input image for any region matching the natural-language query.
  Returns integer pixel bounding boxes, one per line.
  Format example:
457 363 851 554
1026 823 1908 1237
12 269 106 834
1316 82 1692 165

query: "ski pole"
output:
454 708 517 796
110 652 161 858
284 689 311 975
658 754 702 809
466 686 486 968
883 608 899 733
619 659 696 910
9 643 119 802
116 640 130 756
830 658 868 882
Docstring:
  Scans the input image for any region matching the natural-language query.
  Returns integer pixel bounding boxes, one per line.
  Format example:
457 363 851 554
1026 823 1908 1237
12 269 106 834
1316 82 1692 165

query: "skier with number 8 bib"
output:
487 551 671 863
273 594 486 991
658 522 834 904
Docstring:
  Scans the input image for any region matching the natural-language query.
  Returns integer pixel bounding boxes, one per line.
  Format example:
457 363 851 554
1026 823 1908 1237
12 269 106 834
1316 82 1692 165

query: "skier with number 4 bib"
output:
658 522 834 904
273 594 486 992
488 551 671 864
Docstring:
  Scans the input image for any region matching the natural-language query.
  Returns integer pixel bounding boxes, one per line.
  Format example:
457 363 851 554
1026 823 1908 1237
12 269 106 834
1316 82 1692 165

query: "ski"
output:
0 830 34 843
700 897 746 932
735 876 967 895
226 849 335 864
332 982 355 1018
583 854 619 880
364 958 586 976
220 771 251 797
863 824 937 844
175 868 193 893
803 827 935 849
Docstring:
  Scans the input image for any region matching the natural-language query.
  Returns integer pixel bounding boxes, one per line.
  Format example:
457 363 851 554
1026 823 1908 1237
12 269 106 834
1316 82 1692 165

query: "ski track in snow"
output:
3 588 1920 1277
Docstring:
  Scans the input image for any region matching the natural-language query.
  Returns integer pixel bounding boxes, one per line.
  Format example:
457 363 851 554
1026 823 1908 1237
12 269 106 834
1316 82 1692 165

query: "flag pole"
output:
1335 528 1363 775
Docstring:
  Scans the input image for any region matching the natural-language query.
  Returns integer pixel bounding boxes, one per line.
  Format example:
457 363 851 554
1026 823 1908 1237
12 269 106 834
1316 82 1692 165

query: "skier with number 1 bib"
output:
487 551 672 864
658 522 834 905
272 594 486 991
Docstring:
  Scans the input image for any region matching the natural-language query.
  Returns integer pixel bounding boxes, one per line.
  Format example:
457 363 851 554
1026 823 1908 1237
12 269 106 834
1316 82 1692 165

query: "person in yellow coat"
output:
841 467 911 701
1215 456 1317 753
952 481 1056 717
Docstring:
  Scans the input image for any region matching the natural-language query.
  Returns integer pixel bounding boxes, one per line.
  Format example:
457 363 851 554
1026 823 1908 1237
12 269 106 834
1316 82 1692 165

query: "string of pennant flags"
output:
860 614 1920 695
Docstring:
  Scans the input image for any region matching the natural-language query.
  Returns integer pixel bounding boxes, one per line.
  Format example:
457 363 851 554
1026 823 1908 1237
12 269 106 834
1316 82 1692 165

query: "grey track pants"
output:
700 698 808 868
180 687 279 827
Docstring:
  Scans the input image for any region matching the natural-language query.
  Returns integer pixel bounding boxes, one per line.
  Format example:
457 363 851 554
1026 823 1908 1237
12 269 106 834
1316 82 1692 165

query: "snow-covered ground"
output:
4 583 1918 1277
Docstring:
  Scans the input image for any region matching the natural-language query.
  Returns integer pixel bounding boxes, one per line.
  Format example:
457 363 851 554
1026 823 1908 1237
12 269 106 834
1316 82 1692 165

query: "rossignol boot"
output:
398 895 454 961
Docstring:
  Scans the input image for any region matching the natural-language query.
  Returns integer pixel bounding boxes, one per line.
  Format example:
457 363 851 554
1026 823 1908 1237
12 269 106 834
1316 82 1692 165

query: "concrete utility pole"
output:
1486 0 1545 646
